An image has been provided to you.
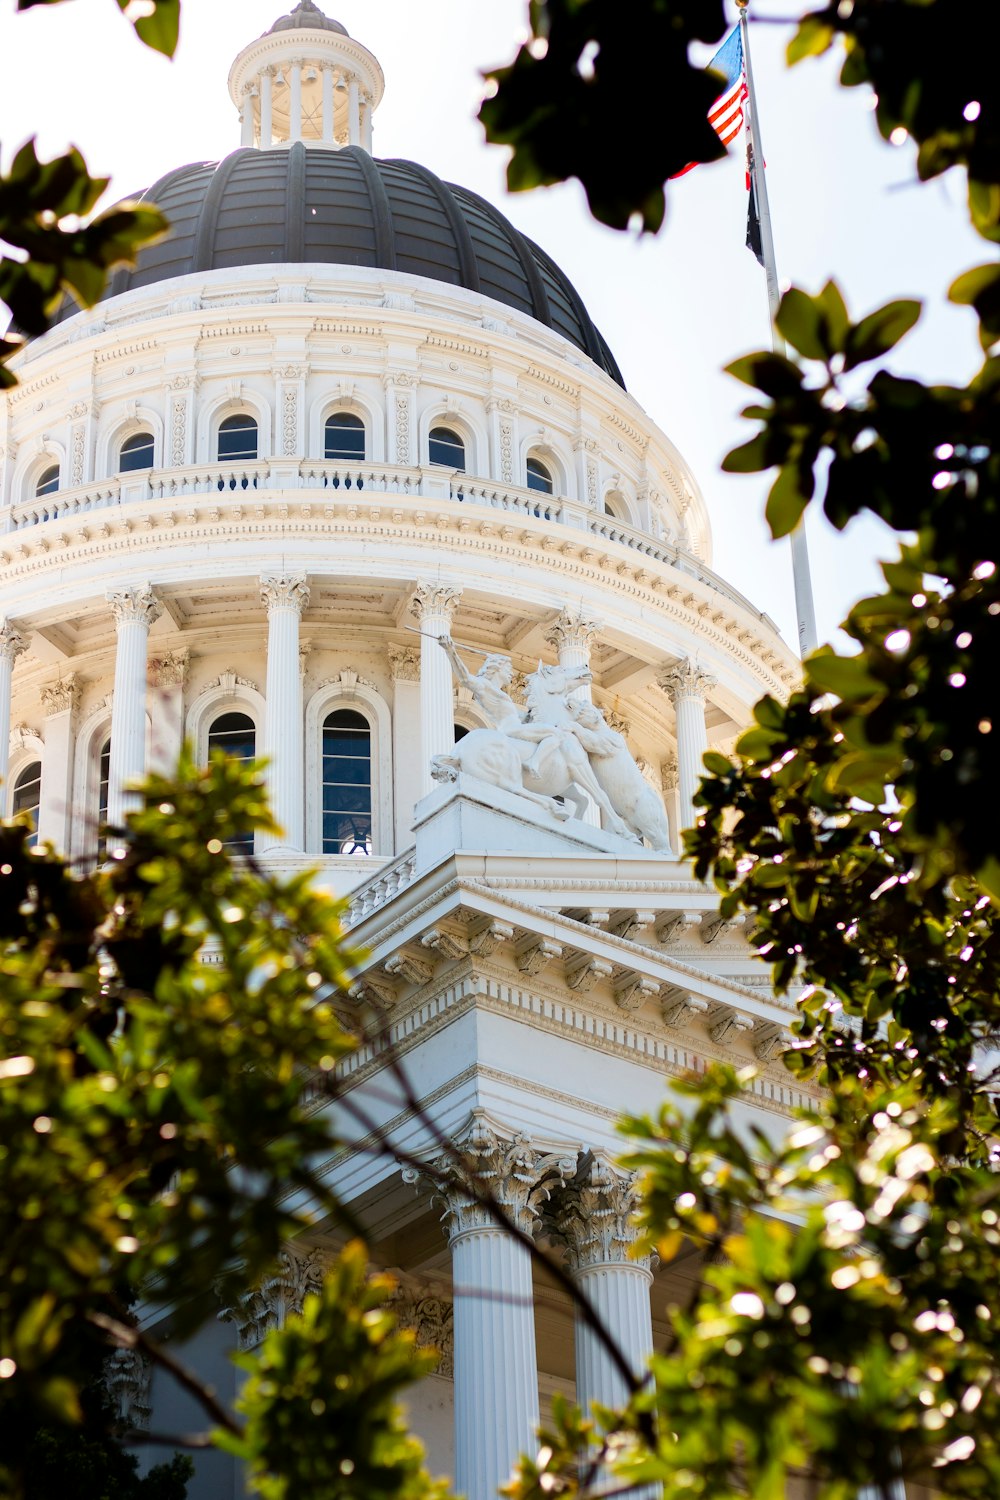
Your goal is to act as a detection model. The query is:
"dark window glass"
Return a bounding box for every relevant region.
[207,712,256,852]
[120,431,155,472]
[217,414,258,462]
[526,456,553,495]
[36,465,59,498]
[454,723,470,742]
[12,760,42,847]
[324,412,366,461]
[428,426,465,472]
[322,708,372,856]
[96,737,111,856]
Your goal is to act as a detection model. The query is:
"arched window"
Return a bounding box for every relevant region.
[322,709,372,856]
[526,456,553,495]
[98,738,111,825]
[217,414,258,462]
[325,412,366,461]
[207,711,256,852]
[35,465,59,498]
[454,723,470,743]
[12,761,42,846]
[119,431,155,473]
[429,426,466,472]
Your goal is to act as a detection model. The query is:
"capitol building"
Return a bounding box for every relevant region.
[0,6,841,1497]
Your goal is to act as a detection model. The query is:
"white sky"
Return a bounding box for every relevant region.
[0,0,986,649]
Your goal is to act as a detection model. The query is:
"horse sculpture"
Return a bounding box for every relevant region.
[430,650,638,843]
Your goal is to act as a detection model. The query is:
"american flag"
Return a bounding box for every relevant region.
[672,26,748,177]
[707,27,747,147]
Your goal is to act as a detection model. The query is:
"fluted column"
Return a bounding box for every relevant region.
[410,583,461,798]
[0,619,28,802]
[347,76,361,145]
[288,61,303,142]
[361,96,373,153]
[260,575,309,851]
[554,1158,653,1417]
[321,66,334,142]
[406,1117,573,1500]
[544,607,601,825]
[107,585,162,829]
[260,68,273,148]
[37,676,80,850]
[658,659,716,834]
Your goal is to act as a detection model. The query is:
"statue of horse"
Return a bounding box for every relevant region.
[430,659,638,842]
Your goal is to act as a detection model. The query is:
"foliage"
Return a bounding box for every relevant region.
[1,0,177,388]
[0,754,446,1499]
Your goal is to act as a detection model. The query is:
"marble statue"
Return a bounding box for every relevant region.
[564,698,673,852]
[431,640,664,847]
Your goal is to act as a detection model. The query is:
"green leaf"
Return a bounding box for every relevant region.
[722,432,771,474]
[787,16,835,64]
[843,299,921,370]
[949,262,1000,349]
[702,751,733,777]
[805,652,884,701]
[765,463,809,540]
[726,352,804,399]
[116,0,180,56]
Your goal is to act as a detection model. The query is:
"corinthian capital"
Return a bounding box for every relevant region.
[658,657,716,705]
[0,619,28,665]
[409,582,462,624]
[543,606,601,655]
[260,574,310,615]
[552,1155,649,1271]
[403,1112,575,1241]
[41,674,80,716]
[107,584,163,630]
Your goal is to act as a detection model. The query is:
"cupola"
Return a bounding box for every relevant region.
[226,0,384,152]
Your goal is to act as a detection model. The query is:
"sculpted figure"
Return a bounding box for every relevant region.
[565,698,674,853]
[430,640,637,841]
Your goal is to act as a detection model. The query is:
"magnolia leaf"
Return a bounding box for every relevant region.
[765,463,810,540]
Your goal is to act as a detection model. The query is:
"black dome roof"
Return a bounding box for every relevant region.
[97,144,625,388]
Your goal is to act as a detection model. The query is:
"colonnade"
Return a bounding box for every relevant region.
[1,591,717,855]
[239,62,373,151]
[406,1118,654,1500]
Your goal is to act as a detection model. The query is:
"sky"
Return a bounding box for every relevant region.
[0,0,987,650]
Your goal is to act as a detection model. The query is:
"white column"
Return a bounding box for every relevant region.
[260,574,309,851]
[556,1159,653,1416]
[147,651,188,776]
[410,582,461,798]
[388,645,422,850]
[544,606,601,825]
[659,659,716,835]
[106,585,162,830]
[289,61,303,142]
[347,76,361,146]
[361,96,373,153]
[260,68,273,148]
[0,619,28,803]
[37,676,80,850]
[240,91,254,147]
[407,1118,571,1500]
[321,66,334,143]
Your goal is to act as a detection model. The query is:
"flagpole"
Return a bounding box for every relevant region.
[736,0,819,657]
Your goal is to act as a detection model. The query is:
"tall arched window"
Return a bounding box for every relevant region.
[429,426,466,472]
[207,711,256,852]
[12,761,42,847]
[454,723,470,743]
[526,456,553,495]
[119,431,155,472]
[217,414,258,462]
[322,709,372,856]
[35,465,59,498]
[98,739,111,825]
[325,412,366,461]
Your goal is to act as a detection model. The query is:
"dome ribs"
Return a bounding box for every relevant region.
[346,147,396,271]
[285,141,307,263]
[450,183,551,331]
[388,159,481,294]
[192,148,258,274]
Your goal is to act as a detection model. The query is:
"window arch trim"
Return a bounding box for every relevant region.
[418,407,485,478]
[305,681,393,859]
[5,735,45,821]
[198,393,272,465]
[186,682,266,767]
